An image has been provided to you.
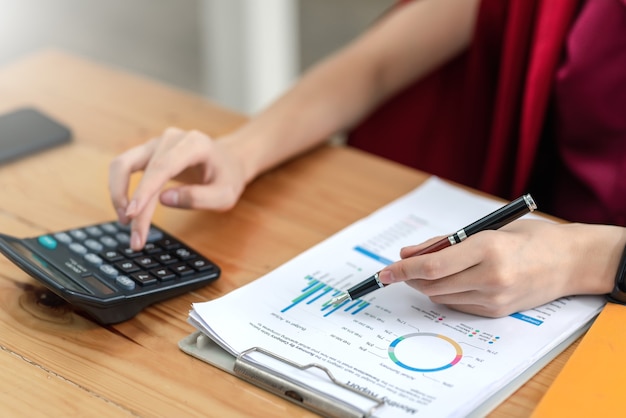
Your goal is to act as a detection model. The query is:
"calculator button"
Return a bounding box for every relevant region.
[99,264,119,278]
[115,260,141,274]
[84,253,103,266]
[150,267,176,281]
[156,238,180,250]
[142,242,161,254]
[191,259,215,272]
[146,228,164,242]
[101,250,124,262]
[174,248,196,260]
[136,256,159,269]
[116,275,136,291]
[101,223,119,234]
[69,242,88,255]
[122,247,143,258]
[37,235,58,250]
[156,253,177,265]
[131,272,157,286]
[85,226,103,237]
[171,263,194,276]
[53,232,72,244]
[84,239,104,252]
[70,229,88,240]
[115,232,130,245]
[99,236,118,248]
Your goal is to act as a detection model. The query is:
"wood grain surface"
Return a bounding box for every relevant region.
[0,50,576,417]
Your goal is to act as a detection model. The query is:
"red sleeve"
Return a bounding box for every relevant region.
[347,0,580,199]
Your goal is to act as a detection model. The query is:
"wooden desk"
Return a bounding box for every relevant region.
[0,50,576,417]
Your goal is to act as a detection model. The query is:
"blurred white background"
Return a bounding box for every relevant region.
[0,0,393,114]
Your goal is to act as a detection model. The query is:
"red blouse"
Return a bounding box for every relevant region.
[347,0,626,226]
[548,0,626,225]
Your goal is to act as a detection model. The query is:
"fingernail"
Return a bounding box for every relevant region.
[125,200,137,217]
[161,189,179,206]
[130,231,142,250]
[378,269,395,284]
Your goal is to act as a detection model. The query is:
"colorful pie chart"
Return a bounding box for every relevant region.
[388,332,463,372]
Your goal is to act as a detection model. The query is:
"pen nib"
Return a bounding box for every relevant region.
[330,293,350,305]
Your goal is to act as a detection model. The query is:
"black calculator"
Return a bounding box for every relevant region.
[0,222,220,324]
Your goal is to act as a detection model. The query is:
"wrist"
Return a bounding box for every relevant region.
[565,224,625,296]
[218,130,264,185]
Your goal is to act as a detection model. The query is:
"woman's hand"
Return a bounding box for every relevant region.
[107,0,483,254]
[377,220,624,317]
[109,127,247,250]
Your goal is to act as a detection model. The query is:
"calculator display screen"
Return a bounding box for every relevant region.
[10,241,91,294]
[83,275,115,295]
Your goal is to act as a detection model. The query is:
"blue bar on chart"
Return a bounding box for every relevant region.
[281,276,370,317]
[509,312,543,326]
[353,246,394,266]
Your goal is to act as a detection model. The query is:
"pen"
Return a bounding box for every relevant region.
[330,194,537,305]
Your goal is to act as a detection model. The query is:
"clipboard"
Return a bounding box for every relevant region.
[178,331,385,418]
[179,323,592,418]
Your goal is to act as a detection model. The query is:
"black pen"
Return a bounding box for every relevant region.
[330,194,537,305]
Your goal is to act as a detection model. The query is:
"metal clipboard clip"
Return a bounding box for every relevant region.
[235,347,385,418]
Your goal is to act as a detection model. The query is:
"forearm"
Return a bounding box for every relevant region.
[221,0,480,184]
[220,50,382,184]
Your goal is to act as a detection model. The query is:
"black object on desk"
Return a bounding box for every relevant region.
[0,107,72,164]
[0,222,220,324]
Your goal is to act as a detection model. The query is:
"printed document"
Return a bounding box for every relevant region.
[189,177,604,417]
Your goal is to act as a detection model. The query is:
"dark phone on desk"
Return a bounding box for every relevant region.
[0,107,72,164]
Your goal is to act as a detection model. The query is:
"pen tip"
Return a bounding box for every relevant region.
[331,293,350,305]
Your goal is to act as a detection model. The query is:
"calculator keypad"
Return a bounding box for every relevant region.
[34,222,218,296]
[0,221,220,324]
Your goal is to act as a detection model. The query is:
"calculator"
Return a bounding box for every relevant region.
[0,221,220,324]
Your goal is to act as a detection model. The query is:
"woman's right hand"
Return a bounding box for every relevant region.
[108,127,247,250]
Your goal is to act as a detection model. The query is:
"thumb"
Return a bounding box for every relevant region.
[160,184,240,211]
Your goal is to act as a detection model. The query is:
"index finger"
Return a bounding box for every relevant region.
[380,235,484,284]
[126,130,213,219]
[108,140,158,223]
